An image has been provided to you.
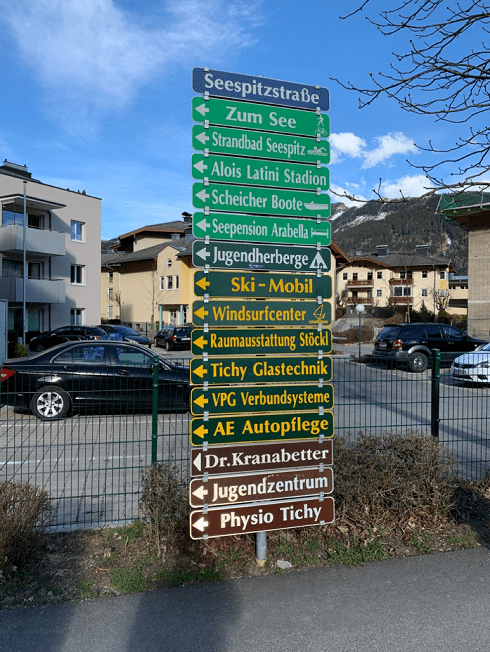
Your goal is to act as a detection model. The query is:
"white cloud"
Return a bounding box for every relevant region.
[330,132,366,164]
[3,0,263,114]
[361,133,417,169]
[379,174,433,199]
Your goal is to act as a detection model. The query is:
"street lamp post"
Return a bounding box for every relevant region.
[355,303,365,360]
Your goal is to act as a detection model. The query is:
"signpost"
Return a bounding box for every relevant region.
[192,97,330,137]
[190,355,332,386]
[191,154,329,191]
[191,327,331,356]
[192,125,330,165]
[192,68,330,111]
[193,182,331,218]
[189,467,334,508]
[190,496,335,539]
[190,439,333,477]
[191,383,333,416]
[190,67,334,548]
[192,240,331,272]
[192,212,331,246]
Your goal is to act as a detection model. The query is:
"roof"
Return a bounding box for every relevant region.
[101,239,188,267]
[438,192,490,228]
[349,252,452,270]
[117,221,187,241]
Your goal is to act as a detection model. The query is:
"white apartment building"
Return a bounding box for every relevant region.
[0,160,101,345]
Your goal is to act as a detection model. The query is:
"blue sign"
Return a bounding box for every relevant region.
[192,68,329,112]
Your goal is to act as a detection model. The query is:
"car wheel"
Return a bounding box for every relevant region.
[32,343,45,352]
[408,352,428,373]
[30,386,71,420]
[165,341,172,351]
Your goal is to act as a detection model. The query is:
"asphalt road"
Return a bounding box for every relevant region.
[2,548,490,652]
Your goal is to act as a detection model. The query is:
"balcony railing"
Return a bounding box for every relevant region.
[347,279,374,288]
[0,224,65,256]
[346,297,374,306]
[389,296,413,305]
[0,277,65,303]
[389,278,414,286]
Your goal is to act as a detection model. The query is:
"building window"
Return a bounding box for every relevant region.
[394,287,412,297]
[422,270,428,278]
[2,259,22,277]
[400,271,413,279]
[108,288,114,300]
[108,271,113,283]
[71,308,84,325]
[377,289,382,298]
[159,277,164,291]
[422,288,428,297]
[352,273,358,281]
[71,265,84,285]
[71,221,84,242]
[166,275,173,290]
[367,272,373,280]
[342,272,348,280]
[377,271,383,279]
[174,275,179,290]
[108,305,113,319]
[28,262,43,279]
[440,271,446,280]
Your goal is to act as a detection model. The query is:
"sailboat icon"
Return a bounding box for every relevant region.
[309,304,329,325]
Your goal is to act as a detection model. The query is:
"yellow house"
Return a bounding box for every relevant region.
[336,245,454,317]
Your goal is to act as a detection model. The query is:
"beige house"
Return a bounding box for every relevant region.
[336,245,454,317]
[101,217,194,335]
[0,159,101,345]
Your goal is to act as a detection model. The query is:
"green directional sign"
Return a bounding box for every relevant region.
[190,355,332,386]
[193,182,330,218]
[191,383,334,416]
[191,411,334,446]
[192,97,330,138]
[192,300,331,328]
[194,270,331,299]
[192,212,331,246]
[191,154,329,192]
[192,240,331,272]
[192,327,331,356]
[192,125,330,165]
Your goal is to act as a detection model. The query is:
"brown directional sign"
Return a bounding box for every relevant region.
[190,439,333,477]
[189,466,334,508]
[190,496,335,539]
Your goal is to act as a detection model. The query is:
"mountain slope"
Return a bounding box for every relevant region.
[330,195,468,274]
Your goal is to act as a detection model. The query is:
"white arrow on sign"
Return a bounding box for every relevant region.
[193,160,207,174]
[193,453,202,472]
[196,189,209,202]
[192,485,208,501]
[193,516,208,533]
[196,247,210,260]
[195,131,209,145]
[195,103,209,117]
[196,217,210,232]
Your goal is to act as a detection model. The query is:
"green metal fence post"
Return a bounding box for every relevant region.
[431,349,440,438]
[151,355,160,464]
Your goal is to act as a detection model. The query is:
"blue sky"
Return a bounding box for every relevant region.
[0,0,467,239]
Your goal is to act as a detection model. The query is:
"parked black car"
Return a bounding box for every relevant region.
[28,326,106,352]
[1,341,189,420]
[154,325,193,351]
[371,322,486,372]
[96,324,151,347]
